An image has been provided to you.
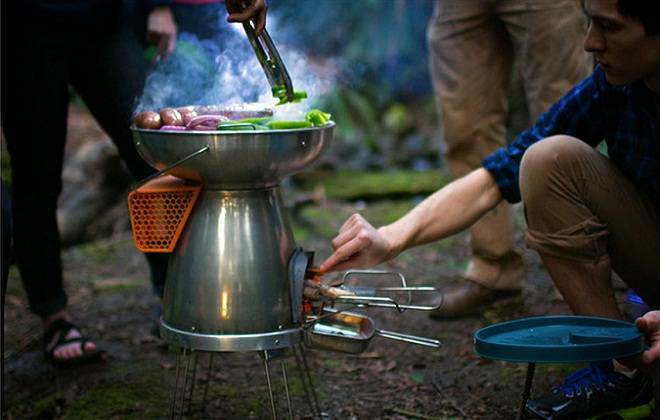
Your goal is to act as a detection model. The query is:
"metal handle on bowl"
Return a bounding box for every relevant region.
[132,146,210,190]
[374,329,441,348]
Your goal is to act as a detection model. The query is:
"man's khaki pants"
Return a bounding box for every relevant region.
[520,136,660,306]
[427,0,591,289]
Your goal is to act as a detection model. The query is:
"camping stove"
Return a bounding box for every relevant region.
[130,124,441,418]
[132,124,333,352]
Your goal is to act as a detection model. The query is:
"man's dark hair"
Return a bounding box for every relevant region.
[617,0,659,35]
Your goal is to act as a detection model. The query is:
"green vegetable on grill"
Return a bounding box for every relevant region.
[213,109,330,131]
[266,120,313,129]
[305,109,332,126]
[216,121,269,131]
[237,117,274,125]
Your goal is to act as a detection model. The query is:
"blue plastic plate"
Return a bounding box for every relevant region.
[474,316,644,363]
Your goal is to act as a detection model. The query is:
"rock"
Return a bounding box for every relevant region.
[58,107,133,247]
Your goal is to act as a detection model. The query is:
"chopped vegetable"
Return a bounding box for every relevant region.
[236,117,274,125]
[266,120,313,129]
[217,121,268,131]
[305,109,332,126]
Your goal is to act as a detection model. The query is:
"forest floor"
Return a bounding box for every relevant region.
[3,107,654,420]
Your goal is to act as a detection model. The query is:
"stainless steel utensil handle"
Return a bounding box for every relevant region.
[375,329,441,348]
[242,23,294,101]
[132,146,209,191]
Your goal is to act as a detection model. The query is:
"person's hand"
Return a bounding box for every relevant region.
[225,0,267,36]
[635,310,660,370]
[318,214,394,273]
[618,310,660,372]
[146,6,177,61]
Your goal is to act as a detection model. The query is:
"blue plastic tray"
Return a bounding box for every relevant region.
[474,316,644,363]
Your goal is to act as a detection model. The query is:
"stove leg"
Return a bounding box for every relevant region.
[170,349,183,420]
[200,352,214,416]
[263,350,278,420]
[179,348,193,418]
[281,361,293,419]
[292,344,321,419]
[184,351,199,415]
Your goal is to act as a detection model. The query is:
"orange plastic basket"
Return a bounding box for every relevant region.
[128,175,201,253]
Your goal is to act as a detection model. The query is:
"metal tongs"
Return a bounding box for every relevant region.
[307,270,443,313]
[241,20,295,102]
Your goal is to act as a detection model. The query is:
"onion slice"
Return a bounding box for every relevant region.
[186,114,230,130]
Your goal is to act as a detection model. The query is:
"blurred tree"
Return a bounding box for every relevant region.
[272,0,434,101]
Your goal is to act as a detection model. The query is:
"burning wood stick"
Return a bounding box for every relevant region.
[303,279,354,300]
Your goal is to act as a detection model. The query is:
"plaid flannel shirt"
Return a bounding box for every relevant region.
[483,65,660,216]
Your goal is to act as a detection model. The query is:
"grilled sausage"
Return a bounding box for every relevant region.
[179,110,198,126]
[159,108,184,126]
[133,111,162,129]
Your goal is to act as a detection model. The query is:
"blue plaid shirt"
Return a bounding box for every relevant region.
[483,66,660,216]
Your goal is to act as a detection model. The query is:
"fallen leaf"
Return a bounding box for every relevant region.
[93,278,138,291]
[159,361,175,370]
[355,351,381,359]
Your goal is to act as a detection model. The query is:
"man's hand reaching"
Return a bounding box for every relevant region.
[318,214,394,273]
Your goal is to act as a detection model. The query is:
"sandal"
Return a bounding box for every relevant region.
[43,318,105,368]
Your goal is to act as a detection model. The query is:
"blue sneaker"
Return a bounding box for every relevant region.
[526,361,654,419]
[625,289,651,322]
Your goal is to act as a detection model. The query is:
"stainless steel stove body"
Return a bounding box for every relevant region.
[132,124,334,353]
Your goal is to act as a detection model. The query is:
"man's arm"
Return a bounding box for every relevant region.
[319,168,503,272]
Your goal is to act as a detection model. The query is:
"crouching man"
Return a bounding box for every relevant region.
[318,0,659,418]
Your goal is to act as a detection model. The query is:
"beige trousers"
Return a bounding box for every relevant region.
[427,0,591,289]
[520,136,660,307]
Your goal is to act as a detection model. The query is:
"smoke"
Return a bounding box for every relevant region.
[136,11,338,120]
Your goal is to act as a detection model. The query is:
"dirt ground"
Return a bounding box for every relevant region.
[2,110,656,420]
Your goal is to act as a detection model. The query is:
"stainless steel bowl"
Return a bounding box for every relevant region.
[131,124,334,189]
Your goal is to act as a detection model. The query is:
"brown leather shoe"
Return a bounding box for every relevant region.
[429,280,521,319]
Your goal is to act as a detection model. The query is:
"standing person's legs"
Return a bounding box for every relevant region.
[2,19,70,319]
[1,13,97,363]
[497,0,591,119]
[70,12,169,297]
[427,0,522,317]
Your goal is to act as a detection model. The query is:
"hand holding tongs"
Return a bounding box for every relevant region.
[235,4,295,103]
[306,269,443,312]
